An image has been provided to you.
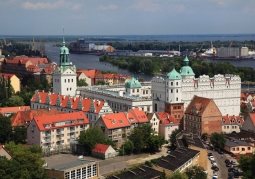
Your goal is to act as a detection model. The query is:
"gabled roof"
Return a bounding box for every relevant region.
[26,65,41,73]
[12,56,48,65]
[222,115,244,125]
[10,108,62,127]
[4,58,29,64]
[131,108,149,123]
[77,69,97,78]
[0,145,12,159]
[157,112,179,125]
[0,73,15,80]
[185,95,212,116]
[92,143,109,154]
[101,112,130,129]
[248,113,255,127]
[0,106,30,116]
[32,111,89,131]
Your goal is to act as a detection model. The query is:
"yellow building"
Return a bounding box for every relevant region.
[0,73,20,93]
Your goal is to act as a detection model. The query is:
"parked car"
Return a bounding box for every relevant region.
[209,156,215,160]
[212,162,217,167]
[211,166,219,171]
[218,150,224,154]
[205,141,210,145]
[212,175,218,179]
[231,160,236,165]
[213,171,218,176]
[208,152,213,156]
[167,150,171,154]
[234,171,239,178]
[225,159,230,164]
[226,162,232,167]
[228,172,234,177]
[228,168,234,172]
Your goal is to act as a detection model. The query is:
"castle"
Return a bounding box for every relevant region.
[151,56,241,125]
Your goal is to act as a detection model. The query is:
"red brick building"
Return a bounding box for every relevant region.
[184,95,222,136]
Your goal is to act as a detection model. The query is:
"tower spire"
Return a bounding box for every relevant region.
[62,26,65,46]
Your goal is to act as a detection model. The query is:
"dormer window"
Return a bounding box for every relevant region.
[119,120,123,123]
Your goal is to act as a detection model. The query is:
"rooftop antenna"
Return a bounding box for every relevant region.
[62,26,65,46]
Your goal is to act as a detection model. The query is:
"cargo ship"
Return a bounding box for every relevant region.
[69,38,95,54]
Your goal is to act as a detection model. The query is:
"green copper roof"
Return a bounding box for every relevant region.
[166,68,181,80]
[124,77,142,88]
[180,56,195,76]
[60,45,69,54]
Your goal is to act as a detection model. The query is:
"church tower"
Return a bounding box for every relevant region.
[52,29,77,96]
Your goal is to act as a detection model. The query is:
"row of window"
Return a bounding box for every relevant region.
[223,125,238,129]
[231,147,251,151]
[64,164,97,179]
[167,82,179,86]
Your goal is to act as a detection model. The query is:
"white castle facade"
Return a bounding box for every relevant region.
[151,56,241,116]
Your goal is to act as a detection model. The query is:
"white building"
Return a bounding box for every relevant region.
[52,34,77,96]
[77,78,153,113]
[151,56,241,117]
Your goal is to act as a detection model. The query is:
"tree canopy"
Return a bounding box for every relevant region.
[238,154,255,179]
[0,142,48,179]
[169,129,181,150]
[0,114,12,144]
[129,124,165,153]
[210,132,226,148]
[78,126,114,154]
[77,79,88,87]
[185,165,207,179]
[168,171,188,179]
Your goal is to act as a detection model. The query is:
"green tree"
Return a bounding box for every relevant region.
[119,140,134,156]
[78,126,106,154]
[147,135,165,153]
[185,165,207,179]
[2,142,48,179]
[12,126,27,144]
[168,171,188,179]
[104,138,115,147]
[0,114,12,144]
[2,95,25,107]
[210,132,226,148]
[77,79,88,87]
[201,132,208,140]
[169,129,181,149]
[238,154,255,179]
[95,80,105,85]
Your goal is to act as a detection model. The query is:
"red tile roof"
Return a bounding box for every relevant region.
[222,115,244,125]
[130,108,149,123]
[33,111,89,131]
[157,112,179,125]
[0,106,30,116]
[26,65,41,72]
[0,73,15,80]
[4,58,29,65]
[31,91,106,113]
[10,108,62,127]
[92,143,109,154]
[77,70,97,78]
[12,56,48,65]
[185,95,212,116]
[249,113,255,126]
[101,112,131,129]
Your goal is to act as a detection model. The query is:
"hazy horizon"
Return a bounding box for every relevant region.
[1,0,255,36]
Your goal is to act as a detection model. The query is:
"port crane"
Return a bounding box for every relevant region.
[229,41,233,47]
[197,42,205,52]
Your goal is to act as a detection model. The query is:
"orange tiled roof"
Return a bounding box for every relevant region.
[130,108,149,123]
[157,112,179,125]
[77,70,97,78]
[31,91,105,112]
[241,92,247,99]
[0,106,30,116]
[12,56,48,65]
[92,143,109,154]
[0,73,15,80]
[33,111,89,131]
[222,115,244,125]
[185,95,212,116]
[26,65,41,72]
[101,112,131,129]
[10,108,62,127]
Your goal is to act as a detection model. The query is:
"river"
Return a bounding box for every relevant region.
[45,43,155,81]
[45,42,255,82]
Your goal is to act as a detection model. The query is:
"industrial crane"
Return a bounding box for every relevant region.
[197,42,205,52]
[229,41,233,47]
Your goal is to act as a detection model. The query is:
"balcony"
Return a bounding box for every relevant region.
[80,128,85,131]
[70,127,75,132]
[70,135,76,139]
[56,137,62,141]
[45,133,51,137]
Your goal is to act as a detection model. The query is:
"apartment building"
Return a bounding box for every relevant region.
[95,109,149,148]
[27,111,89,149]
[0,106,30,117]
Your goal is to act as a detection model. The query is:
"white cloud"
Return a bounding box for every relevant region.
[72,3,82,10]
[21,0,80,10]
[129,0,160,12]
[97,4,118,10]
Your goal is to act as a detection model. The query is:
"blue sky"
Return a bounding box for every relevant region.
[0,0,255,35]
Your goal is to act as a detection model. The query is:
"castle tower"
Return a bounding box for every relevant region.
[164,67,184,128]
[52,29,77,96]
[180,56,195,79]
